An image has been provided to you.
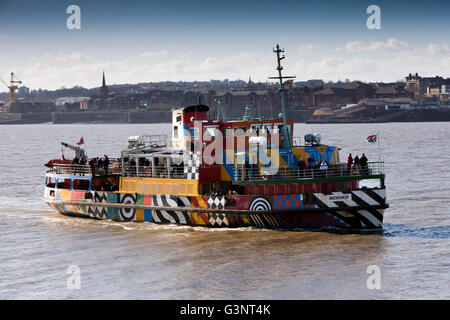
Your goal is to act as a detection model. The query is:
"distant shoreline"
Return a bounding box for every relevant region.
[0,108,449,125]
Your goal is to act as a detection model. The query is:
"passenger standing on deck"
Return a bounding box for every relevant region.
[130,158,136,176]
[353,155,360,175]
[90,158,95,176]
[360,153,368,175]
[103,154,109,176]
[346,153,353,174]
[97,157,103,176]
[297,156,306,177]
[72,156,79,175]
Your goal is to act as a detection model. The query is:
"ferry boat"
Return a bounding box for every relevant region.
[43,45,388,231]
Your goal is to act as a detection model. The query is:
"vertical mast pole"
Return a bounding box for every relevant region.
[272,44,292,149]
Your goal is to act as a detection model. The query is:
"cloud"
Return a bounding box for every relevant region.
[426,43,450,54]
[138,50,169,59]
[342,38,410,53]
[55,52,90,62]
[291,51,450,83]
[297,44,322,55]
[7,44,450,90]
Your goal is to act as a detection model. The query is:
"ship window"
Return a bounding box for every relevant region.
[250,125,261,136]
[234,126,247,137]
[262,124,273,135]
[57,178,71,189]
[203,127,219,140]
[46,177,55,188]
[174,126,179,138]
[176,115,182,122]
[73,179,90,190]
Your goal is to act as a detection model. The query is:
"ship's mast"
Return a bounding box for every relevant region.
[269,45,295,149]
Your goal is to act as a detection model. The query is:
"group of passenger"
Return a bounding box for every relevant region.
[71,156,87,165]
[296,157,329,177]
[347,153,369,175]
[88,155,110,176]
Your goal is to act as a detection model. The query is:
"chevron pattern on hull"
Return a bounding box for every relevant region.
[151,195,191,225]
[312,189,386,229]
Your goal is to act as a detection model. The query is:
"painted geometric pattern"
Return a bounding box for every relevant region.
[272,194,315,210]
[49,190,384,229]
[152,195,191,225]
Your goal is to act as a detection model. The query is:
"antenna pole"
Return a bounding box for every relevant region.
[274,45,287,127]
[378,130,381,162]
[270,44,295,149]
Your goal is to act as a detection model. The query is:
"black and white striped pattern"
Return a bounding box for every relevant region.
[184,152,200,180]
[248,197,277,228]
[119,193,136,221]
[249,213,279,228]
[249,197,272,211]
[312,189,386,229]
[152,195,191,225]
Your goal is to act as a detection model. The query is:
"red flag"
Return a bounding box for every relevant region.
[76,137,84,145]
[366,134,377,143]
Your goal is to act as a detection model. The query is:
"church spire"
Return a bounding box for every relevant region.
[100,71,108,98]
[102,71,106,87]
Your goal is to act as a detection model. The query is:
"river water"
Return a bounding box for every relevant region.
[0,122,448,299]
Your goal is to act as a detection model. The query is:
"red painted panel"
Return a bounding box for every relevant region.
[182,111,208,123]
[278,184,286,194]
[265,184,274,195]
[288,184,297,194]
[198,166,221,182]
[303,183,312,193]
[257,185,265,195]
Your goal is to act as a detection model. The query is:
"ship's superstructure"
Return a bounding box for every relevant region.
[43,45,388,231]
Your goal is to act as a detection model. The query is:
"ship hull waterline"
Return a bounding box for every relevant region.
[43,188,388,232]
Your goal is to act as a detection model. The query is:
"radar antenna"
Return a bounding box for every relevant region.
[269,45,295,149]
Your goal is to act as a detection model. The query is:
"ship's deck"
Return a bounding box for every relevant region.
[48,161,384,184]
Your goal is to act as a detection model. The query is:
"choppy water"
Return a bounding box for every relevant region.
[0,122,449,299]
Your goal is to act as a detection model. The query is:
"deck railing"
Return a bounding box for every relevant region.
[50,160,384,182]
[122,165,186,179]
[50,162,121,176]
[233,161,384,181]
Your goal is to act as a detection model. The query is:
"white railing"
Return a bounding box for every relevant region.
[50,162,121,176]
[122,165,186,179]
[233,162,384,181]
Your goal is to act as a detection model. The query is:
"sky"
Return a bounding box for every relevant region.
[0,0,449,90]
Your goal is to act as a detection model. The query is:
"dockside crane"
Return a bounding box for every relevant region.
[1,72,22,105]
